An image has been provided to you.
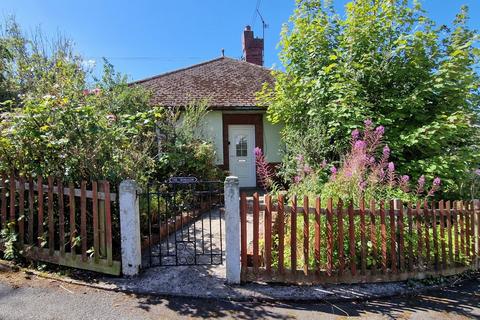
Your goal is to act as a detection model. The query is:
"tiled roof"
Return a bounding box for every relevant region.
[131,57,274,109]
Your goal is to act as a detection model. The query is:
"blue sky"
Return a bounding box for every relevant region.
[2,1,479,81]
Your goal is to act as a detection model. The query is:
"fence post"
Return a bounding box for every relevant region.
[474,199,480,267]
[224,176,241,284]
[119,180,142,276]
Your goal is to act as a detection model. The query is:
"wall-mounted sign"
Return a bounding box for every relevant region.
[168,176,198,184]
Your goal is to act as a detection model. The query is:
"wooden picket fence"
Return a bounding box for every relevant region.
[0,173,121,275]
[240,193,480,284]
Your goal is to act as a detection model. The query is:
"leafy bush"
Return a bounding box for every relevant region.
[153,102,225,181]
[0,18,223,186]
[258,0,480,197]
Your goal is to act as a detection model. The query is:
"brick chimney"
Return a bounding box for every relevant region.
[242,25,264,66]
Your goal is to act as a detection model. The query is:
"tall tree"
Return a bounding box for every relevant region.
[259,0,480,196]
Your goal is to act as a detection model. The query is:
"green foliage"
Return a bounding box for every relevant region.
[258,0,480,197]
[1,223,19,260]
[0,18,222,187]
[154,102,225,181]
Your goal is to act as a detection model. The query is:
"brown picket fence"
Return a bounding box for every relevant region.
[0,173,121,275]
[240,193,480,284]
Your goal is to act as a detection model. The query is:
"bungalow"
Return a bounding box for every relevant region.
[133,26,283,187]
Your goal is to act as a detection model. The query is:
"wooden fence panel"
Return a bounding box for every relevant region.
[326,198,334,276]
[370,200,378,274]
[253,192,260,272]
[28,177,34,245]
[48,176,54,256]
[424,200,430,266]
[459,201,465,258]
[470,202,475,261]
[18,176,25,245]
[240,193,477,285]
[416,202,423,266]
[380,201,387,274]
[104,181,113,266]
[264,194,272,273]
[348,202,356,276]
[337,200,345,276]
[360,198,367,275]
[398,202,405,272]
[80,181,87,262]
[407,204,414,272]
[58,178,65,257]
[1,174,6,228]
[290,195,297,273]
[432,201,439,270]
[454,201,460,262]
[37,176,44,248]
[92,181,99,262]
[389,200,397,273]
[278,194,285,274]
[446,201,453,265]
[0,174,119,275]
[314,197,321,272]
[303,196,309,276]
[9,173,15,223]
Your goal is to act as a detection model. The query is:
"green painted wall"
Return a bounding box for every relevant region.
[263,117,284,163]
[197,111,224,165]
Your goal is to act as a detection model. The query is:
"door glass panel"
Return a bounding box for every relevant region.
[236,135,248,157]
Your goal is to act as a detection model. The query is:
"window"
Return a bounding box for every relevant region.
[236,135,248,157]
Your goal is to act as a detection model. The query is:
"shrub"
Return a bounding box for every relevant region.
[290,120,441,204]
[258,0,480,197]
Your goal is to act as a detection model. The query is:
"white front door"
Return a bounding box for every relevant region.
[228,125,256,187]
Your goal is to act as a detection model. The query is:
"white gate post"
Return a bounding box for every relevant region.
[119,180,142,276]
[224,176,241,284]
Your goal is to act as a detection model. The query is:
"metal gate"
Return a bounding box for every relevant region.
[140,178,224,267]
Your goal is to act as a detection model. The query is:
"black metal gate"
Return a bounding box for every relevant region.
[140,178,224,267]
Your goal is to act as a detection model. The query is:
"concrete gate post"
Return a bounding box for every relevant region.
[119,180,142,276]
[224,176,241,284]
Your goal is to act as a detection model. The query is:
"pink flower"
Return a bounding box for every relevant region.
[475,169,480,176]
[330,166,337,180]
[254,147,262,157]
[383,145,390,158]
[82,89,90,95]
[354,140,366,150]
[428,177,441,197]
[303,164,312,175]
[255,147,274,190]
[399,175,410,192]
[359,180,367,191]
[294,175,302,184]
[388,162,395,172]
[416,175,426,195]
[351,129,360,141]
[92,88,101,95]
[375,126,385,136]
[364,119,373,127]
[418,175,425,186]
